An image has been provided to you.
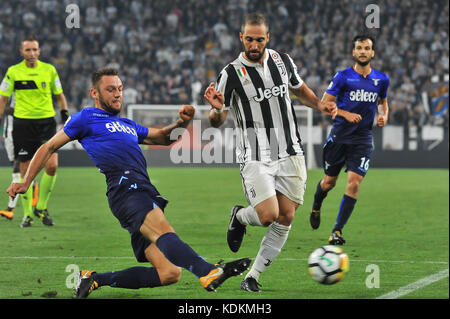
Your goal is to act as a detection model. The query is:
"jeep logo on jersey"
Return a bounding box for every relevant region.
[349,89,378,102]
[254,84,288,102]
[105,121,137,136]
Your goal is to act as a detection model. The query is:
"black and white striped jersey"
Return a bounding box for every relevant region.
[216,48,305,163]
[2,93,15,139]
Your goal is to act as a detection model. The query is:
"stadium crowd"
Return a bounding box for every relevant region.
[0,0,448,127]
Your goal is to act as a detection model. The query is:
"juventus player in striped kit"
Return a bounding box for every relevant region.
[204,13,337,292]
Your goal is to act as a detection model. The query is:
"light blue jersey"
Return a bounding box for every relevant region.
[63,107,149,177]
[326,67,389,145]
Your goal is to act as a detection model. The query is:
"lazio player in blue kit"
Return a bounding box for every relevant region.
[310,35,389,245]
[7,68,250,298]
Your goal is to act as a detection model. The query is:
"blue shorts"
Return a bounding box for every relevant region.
[322,140,373,177]
[106,171,168,262]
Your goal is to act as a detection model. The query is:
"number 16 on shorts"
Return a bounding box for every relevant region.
[359,157,370,173]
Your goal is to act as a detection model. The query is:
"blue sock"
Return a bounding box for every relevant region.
[333,194,357,232]
[92,267,161,289]
[312,180,328,211]
[156,232,215,278]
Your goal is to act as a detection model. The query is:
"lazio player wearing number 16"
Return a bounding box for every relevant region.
[309,35,389,245]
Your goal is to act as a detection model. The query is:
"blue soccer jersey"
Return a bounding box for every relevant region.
[326,67,389,145]
[63,107,149,177]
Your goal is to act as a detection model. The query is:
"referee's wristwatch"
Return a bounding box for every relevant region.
[60,109,69,124]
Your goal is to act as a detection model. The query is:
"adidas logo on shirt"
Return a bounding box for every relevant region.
[105,121,137,136]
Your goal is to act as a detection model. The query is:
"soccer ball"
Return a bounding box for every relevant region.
[308,245,349,285]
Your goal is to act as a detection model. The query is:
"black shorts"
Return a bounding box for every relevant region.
[322,140,373,177]
[106,170,168,262]
[13,117,57,162]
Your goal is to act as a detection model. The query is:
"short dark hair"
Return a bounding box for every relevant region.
[352,35,376,50]
[241,13,269,33]
[91,68,119,89]
[22,35,39,46]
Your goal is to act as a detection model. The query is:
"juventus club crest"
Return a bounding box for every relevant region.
[271,52,286,76]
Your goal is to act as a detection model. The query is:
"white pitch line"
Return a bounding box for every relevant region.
[0,256,448,265]
[376,268,449,299]
[0,256,134,259]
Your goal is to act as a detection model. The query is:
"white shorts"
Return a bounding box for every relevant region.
[239,155,307,207]
[2,115,15,162]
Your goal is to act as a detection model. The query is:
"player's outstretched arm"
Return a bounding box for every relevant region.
[322,93,362,123]
[7,130,72,199]
[204,82,228,128]
[292,83,337,118]
[143,105,195,146]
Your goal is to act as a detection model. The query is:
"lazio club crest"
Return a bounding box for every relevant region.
[372,78,380,86]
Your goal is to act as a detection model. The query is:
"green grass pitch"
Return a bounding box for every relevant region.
[0,167,448,299]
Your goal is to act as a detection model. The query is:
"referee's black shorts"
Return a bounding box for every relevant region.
[12,117,57,162]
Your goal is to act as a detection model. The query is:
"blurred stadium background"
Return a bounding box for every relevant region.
[0,0,448,168]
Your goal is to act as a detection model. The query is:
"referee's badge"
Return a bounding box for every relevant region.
[41,81,46,89]
[0,80,9,92]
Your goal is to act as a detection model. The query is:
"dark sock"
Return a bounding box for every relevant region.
[92,267,161,289]
[156,232,215,278]
[312,180,328,211]
[333,194,357,232]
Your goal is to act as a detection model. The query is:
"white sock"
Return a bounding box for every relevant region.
[245,222,291,281]
[236,206,263,226]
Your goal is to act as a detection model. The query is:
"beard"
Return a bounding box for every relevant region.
[244,45,266,62]
[99,93,121,115]
[354,55,372,66]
